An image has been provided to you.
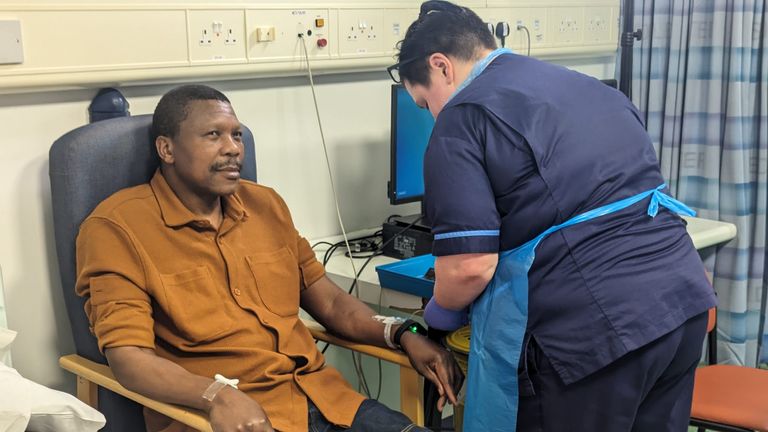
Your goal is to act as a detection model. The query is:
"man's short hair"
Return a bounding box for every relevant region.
[151,84,231,142]
[396,1,497,87]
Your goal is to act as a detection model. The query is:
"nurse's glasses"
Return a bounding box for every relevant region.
[386,56,421,84]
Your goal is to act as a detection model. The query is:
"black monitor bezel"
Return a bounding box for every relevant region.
[388,84,427,205]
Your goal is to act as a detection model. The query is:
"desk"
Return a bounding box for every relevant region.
[682,216,738,249]
[313,216,737,309]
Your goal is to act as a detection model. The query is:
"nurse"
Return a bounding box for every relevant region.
[389,1,716,431]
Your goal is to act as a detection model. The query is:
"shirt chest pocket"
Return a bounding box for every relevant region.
[160,266,235,342]
[246,247,301,317]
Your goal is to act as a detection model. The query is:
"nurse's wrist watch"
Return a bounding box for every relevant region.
[393,319,428,350]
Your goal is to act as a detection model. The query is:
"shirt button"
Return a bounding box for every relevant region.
[233,288,242,296]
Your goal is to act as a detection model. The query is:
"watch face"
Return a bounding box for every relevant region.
[409,323,427,336]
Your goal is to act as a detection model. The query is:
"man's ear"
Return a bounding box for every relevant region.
[156,136,174,164]
[427,53,454,84]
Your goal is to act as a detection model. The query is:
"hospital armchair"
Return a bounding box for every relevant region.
[689,308,768,432]
[49,114,423,431]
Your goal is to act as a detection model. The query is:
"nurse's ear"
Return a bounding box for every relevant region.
[427,53,454,85]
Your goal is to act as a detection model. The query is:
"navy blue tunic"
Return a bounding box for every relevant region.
[424,53,716,385]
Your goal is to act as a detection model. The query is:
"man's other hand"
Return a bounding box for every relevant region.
[207,386,275,432]
[399,331,463,412]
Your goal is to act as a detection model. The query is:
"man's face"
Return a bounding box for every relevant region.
[163,99,244,199]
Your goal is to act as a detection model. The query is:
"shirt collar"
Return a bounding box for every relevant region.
[150,169,248,228]
[446,47,514,105]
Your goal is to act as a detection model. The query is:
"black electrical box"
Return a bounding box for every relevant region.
[382,215,433,259]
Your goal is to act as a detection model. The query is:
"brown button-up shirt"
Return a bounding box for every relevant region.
[75,170,365,432]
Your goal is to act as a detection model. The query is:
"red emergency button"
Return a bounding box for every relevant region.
[317,38,328,48]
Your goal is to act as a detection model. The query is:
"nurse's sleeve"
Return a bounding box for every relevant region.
[424,133,500,256]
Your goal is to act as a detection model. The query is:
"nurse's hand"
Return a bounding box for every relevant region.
[424,297,469,331]
[400,332,463,412]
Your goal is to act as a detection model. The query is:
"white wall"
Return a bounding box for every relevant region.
[0,55,616,394]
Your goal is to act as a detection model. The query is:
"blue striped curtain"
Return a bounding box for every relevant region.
[630,0,768,367]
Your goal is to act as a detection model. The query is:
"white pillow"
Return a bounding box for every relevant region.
[0,363,106,432]
[0,410,27,432]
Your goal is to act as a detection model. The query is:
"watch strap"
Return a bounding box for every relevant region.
[393,319,426,348]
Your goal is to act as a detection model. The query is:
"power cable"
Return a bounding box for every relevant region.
[299,33,371,398]
[517,24,531,56]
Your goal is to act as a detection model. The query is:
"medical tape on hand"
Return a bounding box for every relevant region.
[374,315,404,349]
[384,321,398,349]
[202,374,239,402]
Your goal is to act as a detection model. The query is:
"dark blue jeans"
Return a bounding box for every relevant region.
[307,399,430,432]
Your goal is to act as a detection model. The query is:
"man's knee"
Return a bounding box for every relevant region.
[350,399,429,432]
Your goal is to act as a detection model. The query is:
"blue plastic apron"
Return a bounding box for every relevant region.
[462,184,696,431]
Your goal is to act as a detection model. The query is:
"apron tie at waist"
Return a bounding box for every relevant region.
[648,186,696,217]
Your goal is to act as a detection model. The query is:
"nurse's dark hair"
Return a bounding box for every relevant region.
[151,84,231,142]
[396,1,497,86]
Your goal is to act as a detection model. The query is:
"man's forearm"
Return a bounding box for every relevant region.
[323,289,396,348]
[106,346,275,431]
[105,346,218,412]
[303,276,398,348]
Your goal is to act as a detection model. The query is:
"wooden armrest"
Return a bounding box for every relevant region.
[60,320,422,428]
[301,319,424,425]
[59,354,212,432]
[301,318,412,368]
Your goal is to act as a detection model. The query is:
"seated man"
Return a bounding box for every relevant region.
[75,84,460,432]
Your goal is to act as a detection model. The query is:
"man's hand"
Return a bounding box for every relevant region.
[207,386,275,432]
[300,275,462,412]
[399,331,463,412]
[104,347,274,432]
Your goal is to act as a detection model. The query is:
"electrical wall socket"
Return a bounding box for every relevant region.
[549,7,584,45]
[584,7,614,44]
[477,8,547,53]
[187,10,246,64]
[337,9,385,56]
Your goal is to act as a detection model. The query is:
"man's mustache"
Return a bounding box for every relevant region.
[211,159,242,171]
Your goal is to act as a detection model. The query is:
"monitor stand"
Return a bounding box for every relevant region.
[381,212,433,259]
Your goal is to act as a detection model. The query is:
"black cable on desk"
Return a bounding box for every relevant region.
[345,216,423,296]
[311,241,335,250]
[321,232,383,266]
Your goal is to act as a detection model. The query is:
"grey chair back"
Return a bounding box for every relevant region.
[49,114,257,431]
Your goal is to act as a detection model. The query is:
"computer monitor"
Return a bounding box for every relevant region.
[388,84,435,205]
